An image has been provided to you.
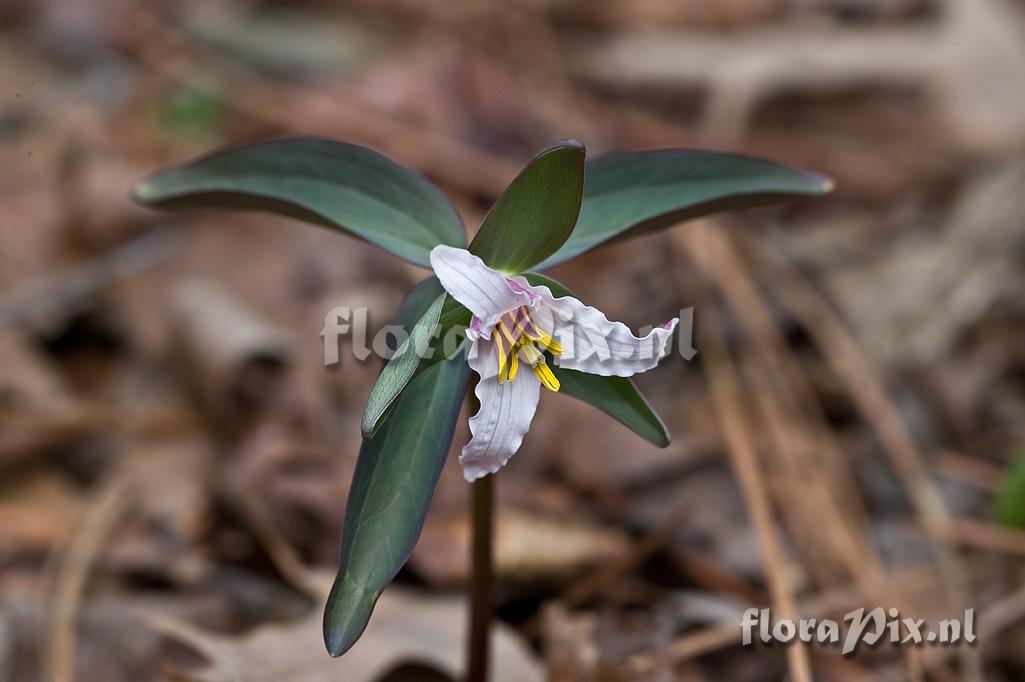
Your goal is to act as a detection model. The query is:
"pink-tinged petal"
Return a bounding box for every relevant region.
[505,278,540,306]
[466,315,485,341]
[462,339,541,481]
[430,246,531,332]
[527,284,679,377]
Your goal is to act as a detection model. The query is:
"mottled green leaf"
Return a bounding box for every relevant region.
[361,290,445,438]
[522,273,670,447]
[470,140,585,273]
[132,137,465,267]
[361,276,474,437]
[539,149,833,268]
[324,354,471,657]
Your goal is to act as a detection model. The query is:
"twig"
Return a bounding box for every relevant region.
[935,450,1003,493]
[674,232,814,682]
[681,223,921,679]
[939,518,1025,557]
[221,433,323,597]
[630,623,738,674]
[42,472,133,682]
[756,234,985,682]
[669,547,766,606]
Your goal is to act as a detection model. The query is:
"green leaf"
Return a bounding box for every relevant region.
[522,272,670,447]
[361,276,474,438]
[361,290,445,438]
[539,149,834,268]
[996,455,1025,529]
[469,139,585,274]
[132,137,465,267]
[324,353,471,657]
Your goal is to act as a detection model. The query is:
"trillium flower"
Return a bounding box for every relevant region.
[134,135,832,659]
[430,245,679,481]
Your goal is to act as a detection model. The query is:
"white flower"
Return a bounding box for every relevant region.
[430,245,679,481]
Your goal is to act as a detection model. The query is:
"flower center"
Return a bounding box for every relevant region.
[492,306,562,392]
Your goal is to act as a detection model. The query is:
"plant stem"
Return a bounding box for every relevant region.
[467,473,493,682]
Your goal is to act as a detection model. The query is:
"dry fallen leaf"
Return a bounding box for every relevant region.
[0,332,102,468]
[146,576,542,682]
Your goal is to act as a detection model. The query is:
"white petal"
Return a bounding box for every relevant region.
[528,284,679,377]
[461,338,541,481]
[429,246,529,330]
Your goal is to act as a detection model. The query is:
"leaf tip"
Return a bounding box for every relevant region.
[323,579,380,657]
[545,138,586,156]
[131,179,157,203]
[359,415,378,439]
[359,401,376,438]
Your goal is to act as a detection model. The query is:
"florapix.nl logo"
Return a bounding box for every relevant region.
[741,607,977,656]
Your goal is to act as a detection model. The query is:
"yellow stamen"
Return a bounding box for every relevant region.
[497,318,519,348]
[509,310,542,342]
[507,348,519,382]
[532,361,560,392]
[536,329,563,356]
[494,331,509,383]
[491,306,560,390]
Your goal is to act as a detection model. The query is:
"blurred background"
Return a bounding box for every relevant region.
[2,0,1025,680]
